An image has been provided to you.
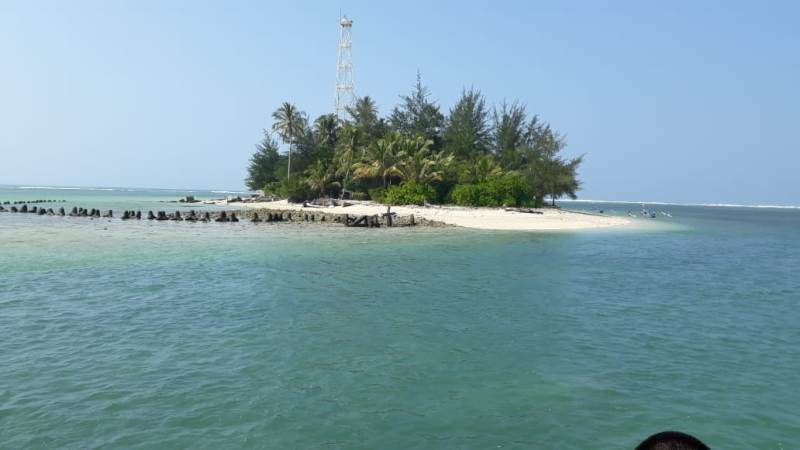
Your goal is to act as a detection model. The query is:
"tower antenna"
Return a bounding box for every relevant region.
[334,15,355,118]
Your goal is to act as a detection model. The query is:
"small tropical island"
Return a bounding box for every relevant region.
[240,75,629,230]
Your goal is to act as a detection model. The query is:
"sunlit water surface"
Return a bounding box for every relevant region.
[1,187,799,449]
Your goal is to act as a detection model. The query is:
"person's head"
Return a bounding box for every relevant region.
[635,431,710,450]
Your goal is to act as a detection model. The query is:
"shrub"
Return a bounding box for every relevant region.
[449,173,532,207]
[367,187,387,203]
[449,183,485,206]
[384,182,436,206]
[273,178,312,203]
[352,192,369,201]
[263,181,282,197]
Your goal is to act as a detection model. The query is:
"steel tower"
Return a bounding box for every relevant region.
[334,15,355,118]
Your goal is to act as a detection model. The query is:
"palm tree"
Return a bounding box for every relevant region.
[395,135,452,184]
[461,155,503,184]
[313,114,340,148]
[345,96,379,132]
[304,160,338,197]
[335,125,362,197]
[271,102,307,180]
[353,133,402,188]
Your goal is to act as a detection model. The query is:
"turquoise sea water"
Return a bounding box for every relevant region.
[1,186,799,449]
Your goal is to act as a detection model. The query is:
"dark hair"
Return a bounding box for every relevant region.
[635,431,710,450]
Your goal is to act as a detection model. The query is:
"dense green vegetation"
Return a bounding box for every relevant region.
[246,74,582,207]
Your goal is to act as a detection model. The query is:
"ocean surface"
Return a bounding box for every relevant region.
[1,186,798,449]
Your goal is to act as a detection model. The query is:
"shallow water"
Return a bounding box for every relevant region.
[1,187,799,449]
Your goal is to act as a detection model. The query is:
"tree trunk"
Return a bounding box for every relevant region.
[342,168,350,200]
[287,138,292,180]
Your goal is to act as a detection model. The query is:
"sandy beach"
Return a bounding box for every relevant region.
[221,199,631,231]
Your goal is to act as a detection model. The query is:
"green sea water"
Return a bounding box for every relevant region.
[1,186,799,449]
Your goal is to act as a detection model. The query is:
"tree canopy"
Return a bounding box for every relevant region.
[247,75,583,207]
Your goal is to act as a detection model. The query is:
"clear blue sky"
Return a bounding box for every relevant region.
[1,0,798,204]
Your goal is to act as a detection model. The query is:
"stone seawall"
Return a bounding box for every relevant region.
[0,202,449,228]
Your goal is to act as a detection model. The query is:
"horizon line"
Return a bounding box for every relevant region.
[1,184,797,210]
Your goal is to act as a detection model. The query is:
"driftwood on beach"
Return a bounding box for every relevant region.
[504,207,544,215]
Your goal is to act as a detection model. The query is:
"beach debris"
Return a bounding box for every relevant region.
[504,207,544,214]
[178,195,198,203]
[345,214,372,227]
[383,206,394,227]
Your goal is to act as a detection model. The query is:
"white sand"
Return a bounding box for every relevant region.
[221,199,631,231]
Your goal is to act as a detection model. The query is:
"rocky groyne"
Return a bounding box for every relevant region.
[0,202,446,228]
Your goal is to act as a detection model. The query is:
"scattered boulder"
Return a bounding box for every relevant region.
[251,213,262,223]
[215,211,229,222]
[20,204,28,213]
[230,212,239,222]
[147,211,156,220]
[58,207,65,216]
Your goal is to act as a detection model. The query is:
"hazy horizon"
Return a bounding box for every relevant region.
[2,1,798,205]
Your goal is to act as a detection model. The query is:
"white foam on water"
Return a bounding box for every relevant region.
[563,199,800,210]
[17,186,115,191]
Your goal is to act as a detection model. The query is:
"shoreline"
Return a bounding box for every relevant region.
[221,199,632,231]
[1,198,633,231]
